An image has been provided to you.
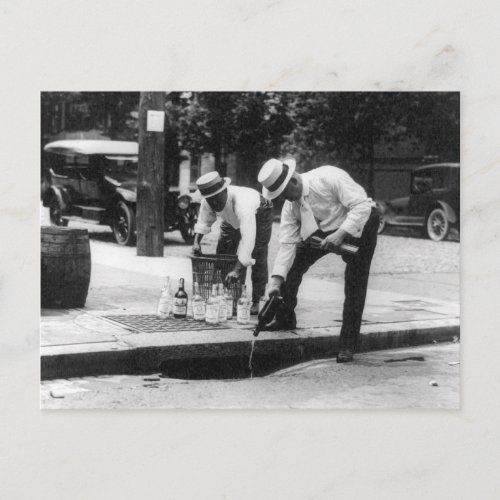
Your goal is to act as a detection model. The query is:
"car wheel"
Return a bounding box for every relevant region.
[179,204,199,244]
[41,174,50,201]
[112,201,136,246]
[49,197,68,227]
[426,208,450,241]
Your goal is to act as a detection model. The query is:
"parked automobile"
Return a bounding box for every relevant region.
[376,163,460,241]
[42,140,200,246]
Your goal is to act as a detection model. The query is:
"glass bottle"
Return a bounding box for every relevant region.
[173,278,188,319]
[205,284,220,324]
[192,282,206,321]
[224,287,233,320]
[237,284,250,324]
[259,295,267,314]
[157,276,172,318]
[218,283,227,323]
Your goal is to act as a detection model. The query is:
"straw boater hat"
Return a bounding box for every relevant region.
[196,171,231,198]
[258,158,296,200]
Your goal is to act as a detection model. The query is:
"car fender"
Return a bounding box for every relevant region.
[42,185,69,210]
[435,201,457,224]
[375,200,389,215]
[116,187,137,203]
[375,200,396,222]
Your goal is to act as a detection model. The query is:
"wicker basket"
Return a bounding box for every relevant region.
[191,254,247,316]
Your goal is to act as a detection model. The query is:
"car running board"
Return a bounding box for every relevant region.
[73,205,105,220]
[61,215,103,225]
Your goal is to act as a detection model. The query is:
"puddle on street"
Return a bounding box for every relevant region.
[384,356,425,363]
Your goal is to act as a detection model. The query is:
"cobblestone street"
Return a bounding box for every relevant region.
[41,207,459,274]
[41,206,460,302]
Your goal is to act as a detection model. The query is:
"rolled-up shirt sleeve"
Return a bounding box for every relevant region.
[271,202,301,280]
[236,212,257,267]
[332,171,373,237]
[194,200,217,235]
[234,196,260,267]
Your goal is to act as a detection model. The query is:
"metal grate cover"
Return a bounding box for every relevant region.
[102,314,231,333]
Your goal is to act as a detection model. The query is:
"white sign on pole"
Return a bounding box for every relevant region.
[146,110,165,132]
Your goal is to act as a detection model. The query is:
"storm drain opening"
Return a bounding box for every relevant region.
[159,352,305,380]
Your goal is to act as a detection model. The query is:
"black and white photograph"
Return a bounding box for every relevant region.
[4,0,500,498]
[40,91,460,409]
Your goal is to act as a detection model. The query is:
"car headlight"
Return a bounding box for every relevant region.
[177,196,190,210]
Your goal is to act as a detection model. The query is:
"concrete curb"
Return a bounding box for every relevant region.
[41,318,459,380]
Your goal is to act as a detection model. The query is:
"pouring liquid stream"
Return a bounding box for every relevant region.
[249,338,256,379]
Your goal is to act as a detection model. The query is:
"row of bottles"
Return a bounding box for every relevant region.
[157,277,251,325]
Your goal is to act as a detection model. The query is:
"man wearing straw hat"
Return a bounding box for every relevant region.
[192,171,274,315]
[258,158,379,363]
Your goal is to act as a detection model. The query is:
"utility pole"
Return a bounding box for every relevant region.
[137,92,166,256]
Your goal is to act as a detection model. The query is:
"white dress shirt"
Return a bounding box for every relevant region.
[194,185,262,267]
[272,166,374,279]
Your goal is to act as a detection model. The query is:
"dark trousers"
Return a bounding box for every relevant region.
[279,208,379,350]
[216,198,274,303]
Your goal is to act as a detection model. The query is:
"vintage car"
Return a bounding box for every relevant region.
[42,140,200,245]
[376,163,460,241]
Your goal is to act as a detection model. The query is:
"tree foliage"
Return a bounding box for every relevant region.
[281,92,459,162]
[41,91,459,195]
[167,91,459,194]
[175,92,294,168]
[41,92,139,141]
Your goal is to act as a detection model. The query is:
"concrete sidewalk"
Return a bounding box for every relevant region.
[41,241,460,380]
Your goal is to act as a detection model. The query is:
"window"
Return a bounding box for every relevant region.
[412,168,448,193]
[429,168,447,189]
[449,168,460,189]
[411,170,432,193]
[102,156,138,175]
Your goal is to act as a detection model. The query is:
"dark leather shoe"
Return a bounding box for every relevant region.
[337,348,354,363]
[250,302,259,315]
[261,317,297,331]
[261,318,285,331]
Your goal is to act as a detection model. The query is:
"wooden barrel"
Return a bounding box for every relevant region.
[41,226,91,308]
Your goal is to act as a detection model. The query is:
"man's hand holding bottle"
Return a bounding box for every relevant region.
[267,275,284,298]
[225,261,244,287]
[192,234,203,256]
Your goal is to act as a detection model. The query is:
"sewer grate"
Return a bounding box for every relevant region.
[102,314,231,333]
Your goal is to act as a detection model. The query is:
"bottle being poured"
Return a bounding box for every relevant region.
[252,295,284,337]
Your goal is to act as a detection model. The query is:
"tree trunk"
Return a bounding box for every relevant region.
[137,92,166,257]
[164,128,179,188]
